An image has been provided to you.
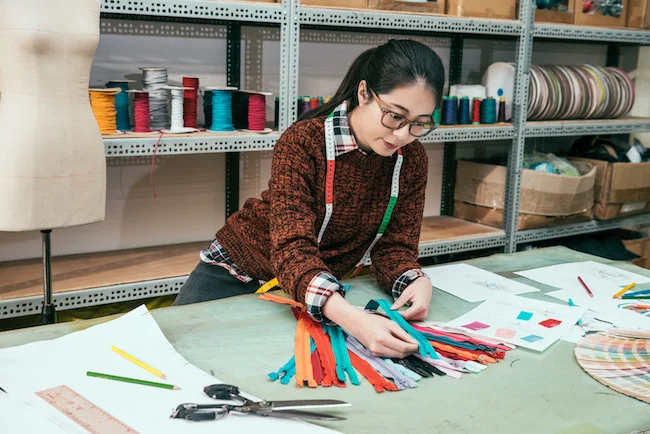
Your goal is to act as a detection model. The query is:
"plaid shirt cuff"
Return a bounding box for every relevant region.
[391,269,426,300]
[305,271,346,324]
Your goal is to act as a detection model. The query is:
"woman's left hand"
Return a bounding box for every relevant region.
[390,276,432,321]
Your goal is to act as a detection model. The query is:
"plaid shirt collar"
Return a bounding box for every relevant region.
[330,101,368,157]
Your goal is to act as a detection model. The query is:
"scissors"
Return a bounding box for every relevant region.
[170,383,350,422]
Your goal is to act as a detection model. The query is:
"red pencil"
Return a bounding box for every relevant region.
[577,276,594,297]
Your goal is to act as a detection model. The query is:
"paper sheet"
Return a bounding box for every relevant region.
[0,305,339,434]
[446,295,586,351]
[514,261,650,298]
[560,303,650,344]
[423,263,539,302]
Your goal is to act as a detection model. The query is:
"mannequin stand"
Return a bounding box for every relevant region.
[41,229,56,324]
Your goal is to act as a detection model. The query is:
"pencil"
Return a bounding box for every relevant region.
[612,282,636,299]
[256,277,279,294]
[621,294,650,300]
[577,276,593,297]
[87,371,179,390]
[112,346,166,379]
[626,288,650,297]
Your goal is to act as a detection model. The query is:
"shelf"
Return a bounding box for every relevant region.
[104,131,280,157]
[418,216,505,257]
[300,6,521,36]
[524,117,650,138]
[0,242,204,319]
[100,0,284,24]
[422,124,514,143]
[534,23,650,44]
[516,212,650,244]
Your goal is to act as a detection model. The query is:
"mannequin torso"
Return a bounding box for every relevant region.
[0,0,106,231]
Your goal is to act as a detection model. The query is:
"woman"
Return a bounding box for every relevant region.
[174,39,445,359]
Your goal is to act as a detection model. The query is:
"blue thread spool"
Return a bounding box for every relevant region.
[203,90,213,129]
[445,96,458,125]
[211,90,235,132]
[480,97,497,124]
[458,96,471,125]
[107,81,131,131]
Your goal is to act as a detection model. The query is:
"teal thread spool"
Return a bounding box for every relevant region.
[480,96,497,124]
[458,96,471,125]
[433,107,441,126]
[106,80,131,131]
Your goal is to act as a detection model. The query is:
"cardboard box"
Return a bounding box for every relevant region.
[446,0,515,18]
[569,157,650,220]
[301,0,368,7]
[517,0,575,24]
[627,0,650,28]
[574,0,628,27]
[453,159,597,230]
[368,0,444,14]
[623,238,650,269]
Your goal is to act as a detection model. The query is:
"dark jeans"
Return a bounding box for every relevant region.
[173,261,260,306]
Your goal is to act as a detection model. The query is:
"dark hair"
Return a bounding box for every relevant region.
[299,39,445,121]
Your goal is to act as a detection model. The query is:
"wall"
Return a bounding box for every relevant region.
[0,19,636,262]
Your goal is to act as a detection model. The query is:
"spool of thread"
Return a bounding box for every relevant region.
[498,97,506,123]
[232,91,250,130]
[248,93,267,131]
[442,96,458,125]
[167,86,192,132]
[211,89,235,132]
[203,90,213,129]
[310,97,320,109]
[182,77,199,128]
[274,97,279,129]
[323,96,332,104]
[89,88,121,134]
[480,97,497,124]
[140,67,168,130]
[132,90,151,133]
[106,81,131,131]
[472,97,481,125]
[433,107,441,126]
[302,97,312,116]
[458,96,471,125]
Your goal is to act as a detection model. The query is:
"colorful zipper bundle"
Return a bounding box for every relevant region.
[260,292,513,393]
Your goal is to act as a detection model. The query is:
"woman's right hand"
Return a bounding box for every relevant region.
[322,292,419,359]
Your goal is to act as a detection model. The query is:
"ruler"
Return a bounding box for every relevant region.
[36,385,139,434]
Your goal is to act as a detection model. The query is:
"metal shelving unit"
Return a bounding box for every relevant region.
[3,0,650,319]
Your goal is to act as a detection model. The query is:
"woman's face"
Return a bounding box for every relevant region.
[350,80,437,157]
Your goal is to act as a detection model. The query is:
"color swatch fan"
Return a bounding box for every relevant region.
[575,330,650,404]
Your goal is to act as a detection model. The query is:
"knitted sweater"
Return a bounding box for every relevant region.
[215,114,428,306]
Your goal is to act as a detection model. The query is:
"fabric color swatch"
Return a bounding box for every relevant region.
[462,321,490,331]
[517,311,533,321]
[522,334,544,343]
[539,319,562,328]
[495,328,516,339]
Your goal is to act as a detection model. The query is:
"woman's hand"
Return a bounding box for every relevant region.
[323,292,419,358]
[390,276,432,321]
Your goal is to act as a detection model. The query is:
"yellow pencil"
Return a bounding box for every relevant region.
[612,282,636,299]
[111,346,166,379]
[256,277,279,294]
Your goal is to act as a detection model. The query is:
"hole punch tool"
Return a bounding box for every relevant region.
[170,383,350,422]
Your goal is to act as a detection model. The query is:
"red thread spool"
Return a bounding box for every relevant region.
[472,97,481,125]
[248,93,267,131]
[133,91,152,133]
[310,97,320,109]
[182,77,199,128]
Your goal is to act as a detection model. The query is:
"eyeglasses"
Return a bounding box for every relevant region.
[370,89,437,138]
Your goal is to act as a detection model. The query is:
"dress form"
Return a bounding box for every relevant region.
[0,0,106,323]
[0,0,106,231]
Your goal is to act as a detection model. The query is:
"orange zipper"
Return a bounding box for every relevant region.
[348,351,398,392]
[258,292,305,311]
[295,316,317,388]
[429,340,497,364]
[301,312,342,388]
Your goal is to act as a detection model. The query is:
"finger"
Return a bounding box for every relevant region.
[388,322,419,346]
[390,290,411,310]
[399,303,427,321]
